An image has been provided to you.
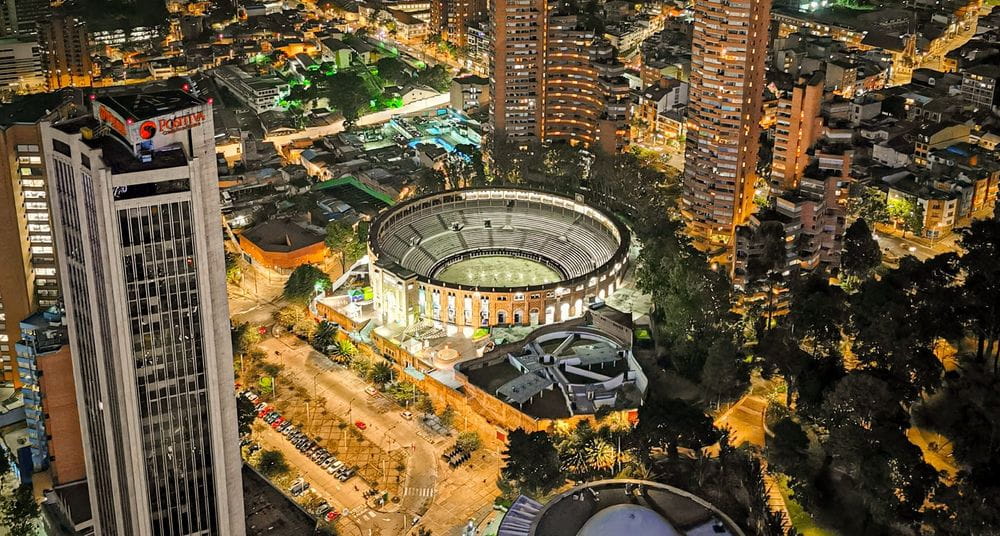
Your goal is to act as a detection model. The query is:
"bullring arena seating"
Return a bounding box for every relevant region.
[372,192,624,285]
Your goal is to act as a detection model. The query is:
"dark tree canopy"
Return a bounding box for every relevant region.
[237,395,256,436]
[633,393,719,459]
[375,57,411,85]
[501,429,563,494]
[325,72,371,126]
[840,219,882,286]
[257,449,289,478]
[957,218,1000,365]
[283,264,331,304]
[0,485,40,536]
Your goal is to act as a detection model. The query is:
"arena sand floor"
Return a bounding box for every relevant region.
[435,256,562,287]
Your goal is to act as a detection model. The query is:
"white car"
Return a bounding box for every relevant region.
[327,461,344,474]
[400,411,413,420]
[365,386,378,396]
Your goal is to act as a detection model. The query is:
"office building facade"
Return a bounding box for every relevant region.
[681,0,771,254]
[0,0,50,37]
[0,37,44,93]
[42,90,245,536]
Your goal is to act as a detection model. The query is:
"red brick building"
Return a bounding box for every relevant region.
[238,220,328,272]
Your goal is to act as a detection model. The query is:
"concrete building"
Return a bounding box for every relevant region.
[882,142,1000,239]
[498,479,744,536]
[37,14,93,90]
[913,121,971,168]
[454,308,646,422]
[961,63,1000,112]
[238,219,328,272]
[631,77,687,146]
[488,2,630,153]
[212,64,288,114]
[465,20,489,71]
[431,0,485,46]
[387,9,430,40]
[734,129,853,301]
[42,90,245,536]
[450,74,489,111]
[320,37,354,69]
[681,0,771,255]
[0,37,44,93]
[772,72,825,192]
[0,0,50,37]
[15,308,86,485]
[0,91,80,386]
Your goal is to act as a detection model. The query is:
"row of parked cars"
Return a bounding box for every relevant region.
[240,390,351,524]
[288,479,342,523]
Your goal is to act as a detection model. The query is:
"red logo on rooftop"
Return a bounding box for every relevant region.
[139,121,157,140]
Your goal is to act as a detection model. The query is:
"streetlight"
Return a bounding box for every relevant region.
[348,396,357,423]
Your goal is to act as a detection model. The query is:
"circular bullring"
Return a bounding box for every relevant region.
[368,188,630,329]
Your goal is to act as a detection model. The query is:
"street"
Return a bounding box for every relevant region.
[873,229,962,263]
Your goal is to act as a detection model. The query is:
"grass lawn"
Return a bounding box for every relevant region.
[776,475,842,536]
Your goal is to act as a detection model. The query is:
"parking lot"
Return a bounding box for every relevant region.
[248,335,504,534]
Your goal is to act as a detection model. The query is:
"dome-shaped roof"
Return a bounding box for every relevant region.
[576,504,681,536]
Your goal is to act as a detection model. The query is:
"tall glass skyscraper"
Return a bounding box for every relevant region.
[42,90,245,536]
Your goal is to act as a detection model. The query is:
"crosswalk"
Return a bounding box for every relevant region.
[403,486,435,497]
[352,508,378,521]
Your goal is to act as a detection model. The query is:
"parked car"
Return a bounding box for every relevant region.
[271,417,285,429]
[254,402,268,412]
[327,461,344,474]
[315,503,331,516]
[325,510,341,522]
[290,481,310,496]
[338,467,356,482]
[400,411,413,420]
[354,421,367,430]
[365,386,378,396]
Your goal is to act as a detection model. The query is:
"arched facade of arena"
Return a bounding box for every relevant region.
[368,188,630,333]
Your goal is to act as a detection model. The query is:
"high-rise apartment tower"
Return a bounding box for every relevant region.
[38,14,93,90]
[0,91,81,386]
[42,90,245,536]
[488,0,630,153]
[771,72,824,192]
[681,0,771,255]
[431,0,486,47]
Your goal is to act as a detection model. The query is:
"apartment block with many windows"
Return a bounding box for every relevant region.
[489,0,631,153]
[681,0,772,256]
[0,90,81,386]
